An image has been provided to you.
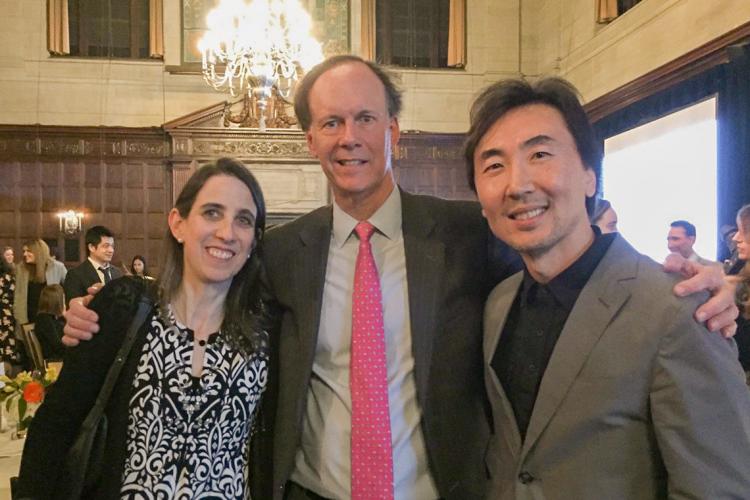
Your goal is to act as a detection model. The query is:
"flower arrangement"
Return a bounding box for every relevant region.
[0,368,58,433]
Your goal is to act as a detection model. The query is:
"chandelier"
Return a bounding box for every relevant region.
[198,0,324,131]
[56,210,84,235]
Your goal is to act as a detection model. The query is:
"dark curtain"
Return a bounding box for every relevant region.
[592,44,750,257]
[617,0,642,16]
[717,44,750,242]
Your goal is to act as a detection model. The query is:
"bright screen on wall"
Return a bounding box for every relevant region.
[602,97,718,263]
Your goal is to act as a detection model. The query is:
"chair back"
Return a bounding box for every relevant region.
[20,323,45,372]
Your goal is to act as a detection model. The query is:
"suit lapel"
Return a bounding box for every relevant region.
[484,273,525,456]
[521,236,637,456]
[294,208,333,368]
[85,260,101,286]
[401,192,445,406]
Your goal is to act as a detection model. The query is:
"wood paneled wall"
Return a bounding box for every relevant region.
[0,125,471,276]
[0,126,170,274]
[394,133,475,201]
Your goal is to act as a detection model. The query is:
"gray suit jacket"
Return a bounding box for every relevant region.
[253,190,515,500]
[484,235,750,499]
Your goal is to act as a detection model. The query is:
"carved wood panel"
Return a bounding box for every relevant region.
[394,133,475,201]
[0,126,170,274]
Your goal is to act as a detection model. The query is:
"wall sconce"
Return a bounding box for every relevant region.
[56,210,84,235]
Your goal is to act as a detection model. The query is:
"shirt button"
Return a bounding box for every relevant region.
[518,471,534,484]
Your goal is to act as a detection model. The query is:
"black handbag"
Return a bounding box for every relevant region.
[59,295,153,499]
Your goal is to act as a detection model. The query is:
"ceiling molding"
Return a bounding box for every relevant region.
[585,21,750,123]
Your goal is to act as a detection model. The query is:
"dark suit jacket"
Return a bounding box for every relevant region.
[253,190,518,500]
[484,235,750,499]
[63,259,122,304]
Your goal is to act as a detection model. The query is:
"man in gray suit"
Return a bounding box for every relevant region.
[465,77,750,498]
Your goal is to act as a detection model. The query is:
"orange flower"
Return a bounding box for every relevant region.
[22,381,45,404]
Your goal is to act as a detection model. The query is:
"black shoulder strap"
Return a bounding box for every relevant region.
[79,295,153,431]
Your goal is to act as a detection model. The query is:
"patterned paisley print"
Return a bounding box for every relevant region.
[0,272,20,364]
[120,310,267,499]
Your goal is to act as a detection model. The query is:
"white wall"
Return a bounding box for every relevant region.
[523,0,750,102]
[0,0,522,132]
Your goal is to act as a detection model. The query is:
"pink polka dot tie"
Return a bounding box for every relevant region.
[351,221,394,500]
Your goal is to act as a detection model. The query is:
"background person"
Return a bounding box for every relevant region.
[3,246,15,271]
[590,198,618,233]
[129,254,154,280]
[667,219,713,265]
[13,239,66,325]
[731,203,750,378]
[34,284,66,361]
[0,255,21,372]
[63,225,122,304]
[18,158,271,498]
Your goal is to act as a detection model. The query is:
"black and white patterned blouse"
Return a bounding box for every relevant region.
[120,308,267,499]
[0,272,20,364]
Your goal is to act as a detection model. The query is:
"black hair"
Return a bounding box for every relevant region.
[670,220,697,238]
[85,225,115,256]
[464,77,602,215]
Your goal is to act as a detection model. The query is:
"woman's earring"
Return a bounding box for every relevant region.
[177,238,184,244]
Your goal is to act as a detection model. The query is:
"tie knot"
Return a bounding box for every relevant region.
[98,266,106,272]
[355,221,375,242]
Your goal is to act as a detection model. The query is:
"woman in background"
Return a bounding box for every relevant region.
[34,284,66,361]
[13,239,67,325]
[19,158,270,498]
[731,203,750,380]
[0,255,21,371]
[590,198,619,234]
[3,246,14,271]
[130,255,154,280]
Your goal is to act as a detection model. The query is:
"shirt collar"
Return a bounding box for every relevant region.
[521,226,616,310]
[331,186,403,248]
[88,257,108,270]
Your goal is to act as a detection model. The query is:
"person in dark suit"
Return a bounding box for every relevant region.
[466,77,750,498]
[251,55,521,500]
[63,225,122,304]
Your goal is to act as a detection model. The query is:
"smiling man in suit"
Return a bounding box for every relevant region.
[466,77,750,498]
[63,225,122,304]
[252,55,521,500]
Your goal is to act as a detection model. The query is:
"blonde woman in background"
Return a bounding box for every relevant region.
[13,239,67,325]
[731,204,750,381]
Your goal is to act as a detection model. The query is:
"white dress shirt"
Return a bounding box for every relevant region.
[290,187,439,499]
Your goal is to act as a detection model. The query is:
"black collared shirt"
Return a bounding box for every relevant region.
[491,228,617,440]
